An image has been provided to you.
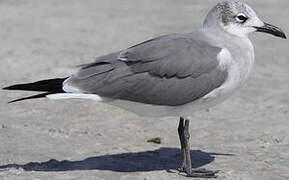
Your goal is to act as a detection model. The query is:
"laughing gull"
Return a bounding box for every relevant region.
[3,0,286,178]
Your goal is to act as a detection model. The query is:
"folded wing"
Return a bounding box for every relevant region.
[64,34,228,106]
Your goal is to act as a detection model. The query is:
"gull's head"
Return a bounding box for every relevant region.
[204,0,286,39]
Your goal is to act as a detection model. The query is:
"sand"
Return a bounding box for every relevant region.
[0,0,288,179]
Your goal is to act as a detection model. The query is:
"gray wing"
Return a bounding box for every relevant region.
[64,34,228,106]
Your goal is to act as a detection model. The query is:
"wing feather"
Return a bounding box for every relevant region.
[64,33,229,106]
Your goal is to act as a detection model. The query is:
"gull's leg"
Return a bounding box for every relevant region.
[178,117,219,178]
[183,119,192,174]
[178,117,186,172]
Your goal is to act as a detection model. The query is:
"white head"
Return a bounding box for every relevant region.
[204,0,286,39]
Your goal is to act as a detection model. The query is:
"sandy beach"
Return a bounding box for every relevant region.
[0,0,288,179]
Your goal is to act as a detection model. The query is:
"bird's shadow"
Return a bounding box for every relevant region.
[0,147,233,172]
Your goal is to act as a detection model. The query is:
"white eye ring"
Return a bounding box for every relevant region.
[236,13,248,23]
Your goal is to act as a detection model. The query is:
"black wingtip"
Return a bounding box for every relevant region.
[3,86,11,90]
[2,78,67,92]
[3,85,27,91]
[6,92,56,104]
[8,99,19,104]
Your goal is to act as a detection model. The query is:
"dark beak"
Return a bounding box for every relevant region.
[254,22,286,39]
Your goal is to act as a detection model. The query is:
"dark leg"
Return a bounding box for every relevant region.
[178,117,186,171]
[183,119,192,174]
[178,117,219,178]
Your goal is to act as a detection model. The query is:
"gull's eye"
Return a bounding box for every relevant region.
[236,13,248,23]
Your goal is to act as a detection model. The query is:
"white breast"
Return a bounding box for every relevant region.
[189,43,255,113]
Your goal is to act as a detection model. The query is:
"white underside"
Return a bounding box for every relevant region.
[45,90,234,118]
[47,93,102,101]
[46,93,223,117]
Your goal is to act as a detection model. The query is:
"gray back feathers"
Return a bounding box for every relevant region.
[64,34,228,106]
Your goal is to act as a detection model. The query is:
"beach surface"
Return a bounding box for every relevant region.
[0,0,288,179]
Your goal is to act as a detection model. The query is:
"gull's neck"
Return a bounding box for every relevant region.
[200,25,253,53]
